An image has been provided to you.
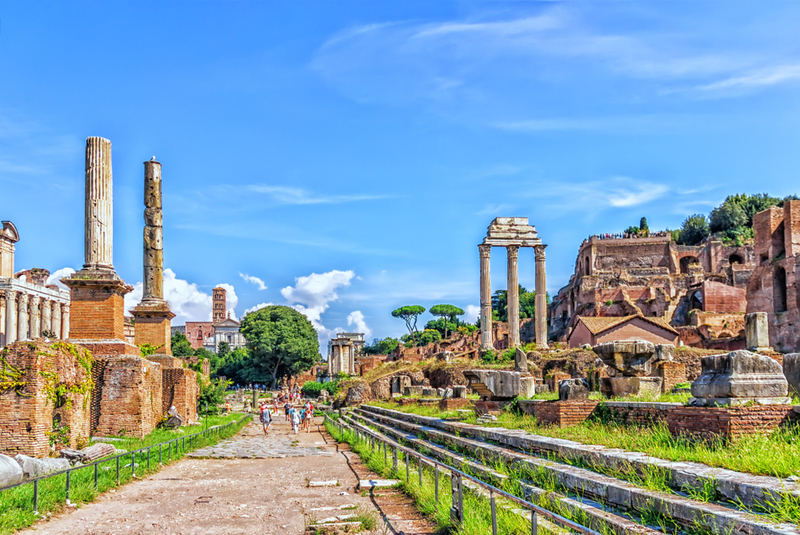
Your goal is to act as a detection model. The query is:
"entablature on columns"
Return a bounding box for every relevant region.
[481,217,543,248]
[0,277,70,303]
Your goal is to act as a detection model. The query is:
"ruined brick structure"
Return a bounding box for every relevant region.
[550,235,754,345]
[567,315,679,347]
[0,341,93,458]
[746,200,800,352]
[183,322,216,350]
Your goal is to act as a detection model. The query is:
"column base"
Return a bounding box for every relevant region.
[131,299,176,354]
[62,270,132,341]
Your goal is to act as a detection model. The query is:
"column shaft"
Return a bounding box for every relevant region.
[30,296,41,339]
[5,290,16,345]
[41,300,52,336]
[84,137,114,269]
[479,244,493,350]
[506,246,520,348]
[142,160,164,300]
[62,305,70,339]
[535,245,548,348]
[53,302,62,338]
[17,293,28,341]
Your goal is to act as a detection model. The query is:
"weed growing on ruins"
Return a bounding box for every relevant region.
[0,349,27,395]
[0,414,248,535]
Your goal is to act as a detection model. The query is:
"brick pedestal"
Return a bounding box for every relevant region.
[162,368,198,424]
[657,362,687,393]
[93,356,162,438]
[529,400,599,427]
[439,398,471,411]
[667,405,798,440]
[63,273,132,340]
[131,300,175,354]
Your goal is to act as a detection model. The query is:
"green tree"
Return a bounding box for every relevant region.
[417,328,442,346]
[239,305,321,389]
[198,378,231,415]
[639,217,649,235]
[391,305,426,343]
[428,304,465,339]
[677,214,709,245]
[362,337,400,355]
[424,317,461,338]
[171,331,194,357]
[217,340,231,358]
[492,285,545,322]
[709,202,747,234]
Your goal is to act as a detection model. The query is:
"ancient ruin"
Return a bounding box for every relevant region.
[327,332,365,376]
[594,340,678,397]
[479,217,547,350]
[689,350,790,406]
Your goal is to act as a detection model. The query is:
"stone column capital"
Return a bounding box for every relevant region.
[535,244,547,260]
[18,292,28,304]
[30,295,40,305]
[478,244,492,258]
[507,244,519,258]
[5,288,16,300]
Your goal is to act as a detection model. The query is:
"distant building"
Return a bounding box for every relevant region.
[567,314,679,347]
[203,315,246,353]
[327,332,365,376]
[172,286,246,353]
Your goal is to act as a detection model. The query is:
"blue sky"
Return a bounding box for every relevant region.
[2,2,799,350]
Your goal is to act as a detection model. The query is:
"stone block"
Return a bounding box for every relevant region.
[746,312,770,351]
[452,385,467,399]
[0,454,23,488]
[559,378,589,401]
[600,377,663,398]
[422,387,437,397]
[14,455,70,479]
[783,353,800,397]
[593,340,656,376]
[654,344,674,362]
[515,348,528,373]
[443,387,453,399]
[403,385,424,397]
[690,350,789,406]
[464,370,531,400]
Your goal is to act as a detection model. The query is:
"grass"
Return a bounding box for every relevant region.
[0,413,249,535]
[367,401,800,479]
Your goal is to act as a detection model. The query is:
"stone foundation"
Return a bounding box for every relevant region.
[518,400,599,427]
[439,398,471,411]
[474,400,511,414]
[656,361,687,393]
[667,405,798,440]
[132,305,174,354]
[93,356,162,438]
[63,277,132,340]
[162,368,198,424]
[0,341,93,457]
[600,376,663,398]
[601,401,681,426]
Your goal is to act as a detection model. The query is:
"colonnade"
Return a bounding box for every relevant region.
[1,287,70,346]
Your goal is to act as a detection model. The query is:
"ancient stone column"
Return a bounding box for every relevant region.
[5,290,16,345]
[132,158,175,354]
[41,299,51,336]
[535,245,549,349]
[61,304,70,340]
[479,244,493,350]
[17,293,28,341]
[507,245,520,348]
[52,301,62,338]
[29,296,41,339]
[84,137,114,271]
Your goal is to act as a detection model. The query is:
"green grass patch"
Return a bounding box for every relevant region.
[0,414,249,535]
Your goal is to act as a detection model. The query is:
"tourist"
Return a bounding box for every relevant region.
[284,401,292,422]
[225,401,231,414]
[259,402,271,434]
[303,403,313,433]
[291,406,301,435]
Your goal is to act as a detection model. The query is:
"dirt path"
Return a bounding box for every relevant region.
[19,414,436,535]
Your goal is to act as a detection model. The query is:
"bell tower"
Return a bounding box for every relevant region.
[212,286,226,323]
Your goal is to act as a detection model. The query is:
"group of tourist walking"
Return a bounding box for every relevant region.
[258,398,314,435]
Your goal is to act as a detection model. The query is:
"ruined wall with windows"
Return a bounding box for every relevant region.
[746,201,800,352]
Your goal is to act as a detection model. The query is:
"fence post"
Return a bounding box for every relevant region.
[531,510,538,535]
[148,447,151,470]
[392,446,398,472]
[418,455,422,487]
[94,462,98,490]
[65,470,71,503]
[405,451,409,481]
[131,452,136,478]
[491,491,497,535]
[450,472,463,526]
[434,465,439,509]
[159,443,162,464]
[116,456,120,485]
[33,478,38,514]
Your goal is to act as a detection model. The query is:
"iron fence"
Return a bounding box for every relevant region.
[0,414,251,514]
[325,413,603,535]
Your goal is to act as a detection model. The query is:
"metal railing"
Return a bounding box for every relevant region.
[0,414,251,514]
[325,413,602,535]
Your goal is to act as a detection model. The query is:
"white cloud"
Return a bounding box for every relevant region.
[531,176,669,212]
[695,64,800,92]
[476,203,514,216]
[45,267,75,291]
[246,185,391,205]
[347,310,372,339]
[239,272,267,290]
[243,302,274,316]
[124,268,215,325]
[281,270,356,346]
[216,283,239,320]
[464,304,481,323]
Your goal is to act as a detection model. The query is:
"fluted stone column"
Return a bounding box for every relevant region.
[61,304,70,340]
[29,296,41,339]
[479,244,493,350]
[5,290,16,345]
[17,293,28,341]
[52,301,62,338]
[84,137,114,271]
[507,245,520,349]
[535,245,548,348]
[42,299,52,336]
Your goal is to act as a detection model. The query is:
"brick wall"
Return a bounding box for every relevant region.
[0,341,93,457]
[601,401,680,425]
[667,405,798,440]
[439,398,471,411]
[546,372,571,392]
[93,356,162,438]
[162,368,198,424]
[656,361,687,393]
[527,400,599,427]
[133,315,173,354]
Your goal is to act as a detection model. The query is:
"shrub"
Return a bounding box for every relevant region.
[198,378,231,415]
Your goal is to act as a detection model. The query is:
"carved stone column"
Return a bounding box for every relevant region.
[61,304,70,340]
[507,245,520,349]
[17,293,28,341]
[132,158,175,354]
[535,245,548,348]
[52,301,62,338]
[63,137,133,342]
[29,296,41,339]
[5,290,16,345]
[479,244,493,350]
[41,299,52,335]
[84,137,114,271]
